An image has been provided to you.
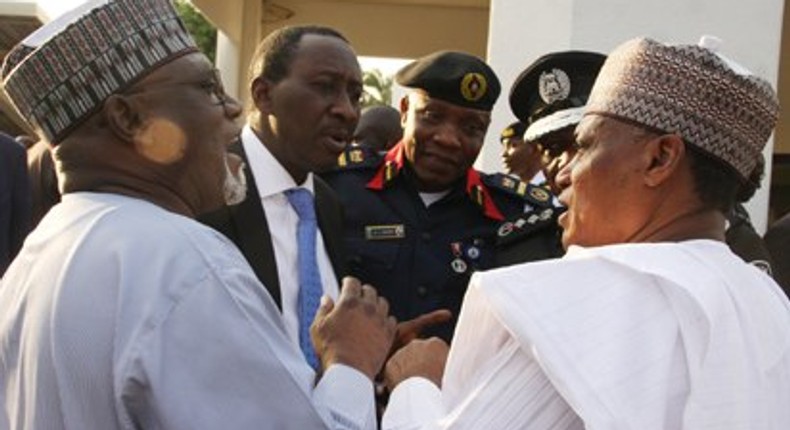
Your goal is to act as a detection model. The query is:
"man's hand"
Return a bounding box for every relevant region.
[311,277,397,380]
[391,309,452,355]
[383,337,449,391]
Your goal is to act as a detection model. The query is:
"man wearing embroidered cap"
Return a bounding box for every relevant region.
[0,1,395,429]
[381,37,790,429]
[324,51,562,343]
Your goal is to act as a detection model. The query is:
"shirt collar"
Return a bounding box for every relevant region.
[241,124,315,198]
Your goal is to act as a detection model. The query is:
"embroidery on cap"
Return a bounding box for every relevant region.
[539,68,571,104]
[460,72,487,102]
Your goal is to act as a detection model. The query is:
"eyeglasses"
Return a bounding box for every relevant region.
[124,68,231,109]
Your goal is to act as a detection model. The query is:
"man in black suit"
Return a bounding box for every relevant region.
[0,132,30,276]
[200,25,361,361]
[765,212,790,295]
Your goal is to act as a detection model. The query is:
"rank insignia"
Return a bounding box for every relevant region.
[365,224,406,240]
[538,68,571,104]
[472,185,484,206]
[337,152,348,167]
[460,72,487,102]
[349,148,364,163]
[385,160,397,182]
[516,182,527,196]
[497,221,514,237]
[501,176,516,190]
[529,186,551,203]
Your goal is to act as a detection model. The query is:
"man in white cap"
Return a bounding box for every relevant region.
[0,1,394,429]
[381,37,790,429]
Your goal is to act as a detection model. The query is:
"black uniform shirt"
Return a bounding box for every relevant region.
[323,144,562,340]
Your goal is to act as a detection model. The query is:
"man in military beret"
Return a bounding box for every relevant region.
[323,51,562,342]
[0,1,395,428]
[499,120,543,183]
[381,37,790,429]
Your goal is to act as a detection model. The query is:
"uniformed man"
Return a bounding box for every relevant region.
[509,50,774,273]
[323,51,562,341]
[509,51,607,195]
[499,120,543,184]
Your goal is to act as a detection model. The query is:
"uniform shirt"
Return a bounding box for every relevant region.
[323,144,562,341]
[242,125,340,347]
[383,241,790,429]
[0,193,375,430]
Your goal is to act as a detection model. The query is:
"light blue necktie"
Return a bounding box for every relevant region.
[284,188,322,370]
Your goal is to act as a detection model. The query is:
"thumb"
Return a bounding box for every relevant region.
[314,295,335,321]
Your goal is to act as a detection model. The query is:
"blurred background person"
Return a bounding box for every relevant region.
[499,120,543,184]
[24,137,60,229]
[353,105,402,153]
[509,51,606,196]
[0,131,30,276]
[765,211,790,295]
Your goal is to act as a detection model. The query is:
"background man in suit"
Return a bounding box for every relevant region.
[765,212,790,295]
[0,132,30,276]
[201,25,361,365]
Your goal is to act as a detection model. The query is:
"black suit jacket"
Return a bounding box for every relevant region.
[199,139,347,309]
[0,133,30,276]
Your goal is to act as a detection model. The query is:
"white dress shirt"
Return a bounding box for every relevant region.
[383,241,790,429]
[241,125,339,347]
[0,193,375,429]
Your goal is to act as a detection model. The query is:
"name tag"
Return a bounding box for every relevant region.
[365,224,405,240]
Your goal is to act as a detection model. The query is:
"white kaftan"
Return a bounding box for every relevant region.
[383,241,790,430]
[0,192,375,430]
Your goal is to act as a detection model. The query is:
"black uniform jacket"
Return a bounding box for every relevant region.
[322,143,563,341]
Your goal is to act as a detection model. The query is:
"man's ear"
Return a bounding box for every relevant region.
[250,76,274,115]
[399,95,410,127]
[644,133,685,187]
[102,94,142,143]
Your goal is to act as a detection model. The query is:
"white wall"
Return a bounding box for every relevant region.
[483,0,785,232]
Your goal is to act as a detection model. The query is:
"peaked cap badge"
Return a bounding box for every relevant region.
[538,68,571,104]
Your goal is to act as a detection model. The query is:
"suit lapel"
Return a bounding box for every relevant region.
[315,177,347,282]
[226,140,283,308]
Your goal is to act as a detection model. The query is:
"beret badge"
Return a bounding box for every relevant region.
[538,68,571,104]
[460,72,487,102]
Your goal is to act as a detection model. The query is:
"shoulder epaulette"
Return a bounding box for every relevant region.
[496,206,561,246]
[331,145,382,171]
[481,172,554,208]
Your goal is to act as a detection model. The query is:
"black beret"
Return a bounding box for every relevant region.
[509,51,605,141]
[499,121,528,144]
[396,50,501,112]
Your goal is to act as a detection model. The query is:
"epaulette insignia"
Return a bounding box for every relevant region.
[385,160,397,182]
[496,207,558,244]
[471,185,484,206]
[529,186,551,203]
[482,173,554,207]
[334,146,379,170]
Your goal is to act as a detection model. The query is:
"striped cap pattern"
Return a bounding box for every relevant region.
[586,38,779,180]
[1,0,198,144]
